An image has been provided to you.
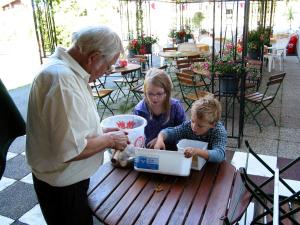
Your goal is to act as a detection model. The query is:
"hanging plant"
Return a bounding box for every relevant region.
[136,0,143,38]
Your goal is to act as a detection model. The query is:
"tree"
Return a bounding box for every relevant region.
[192,12,205,41]
[286,7,295,32]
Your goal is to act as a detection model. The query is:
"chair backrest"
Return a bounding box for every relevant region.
[177,43,198,52]
[187,55,205,64]
[176,59,191,71]
[239,140,300,225]
[0,79,26,179]
[158,64,167,71]
[163,47,177,52]
[263,72,285,101]
[222,172,252,225]
[176,72,199,98]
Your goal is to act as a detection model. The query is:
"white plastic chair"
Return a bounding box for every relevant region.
[263,46,284,72]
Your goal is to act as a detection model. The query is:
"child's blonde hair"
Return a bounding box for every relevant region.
[191,92,221,124]
[144,68,173,123]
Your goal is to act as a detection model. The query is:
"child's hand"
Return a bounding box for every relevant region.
[154,139,165,150]
[184,147,197,158]
[146,138,157,149]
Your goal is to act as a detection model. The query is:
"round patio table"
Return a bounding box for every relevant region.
[111,63,141,74]
[159,51,202,59]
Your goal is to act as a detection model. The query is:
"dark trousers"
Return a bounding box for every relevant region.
[33,174,93,225]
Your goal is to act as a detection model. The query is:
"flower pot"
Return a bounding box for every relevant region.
[248,50,260,60]
[176,38,184,44]
[144,44,152,54]
[219,73,239,95]
[128,49,138,57]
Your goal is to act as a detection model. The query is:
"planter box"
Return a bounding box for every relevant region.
[219,73,239,95]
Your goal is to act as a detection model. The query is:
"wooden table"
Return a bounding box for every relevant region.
[88,161,246,225]
[159,51,203,59]
[197,44,210,52]
[110,63,142,99]
[111,63,141,74]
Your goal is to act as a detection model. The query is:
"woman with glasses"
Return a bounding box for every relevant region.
[133,68,186,150]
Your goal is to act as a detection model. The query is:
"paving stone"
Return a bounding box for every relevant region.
[243,123,280,140]
[11,220,28,225]
[0,181,38,220]
[3,155,31,180]
[8,135,26,154]
[237,136,278,156]
[18,204,46,225]
[279,127,300,142]
[278,141,300,159]
[280,115,300,129]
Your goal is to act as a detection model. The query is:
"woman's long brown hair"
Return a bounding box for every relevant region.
[143,68,173,124]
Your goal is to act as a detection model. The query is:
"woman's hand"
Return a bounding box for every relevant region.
[108,130,129,151]
[102,127,119,133]
[146,138,157,149]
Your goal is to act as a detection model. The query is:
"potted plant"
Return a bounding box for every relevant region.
[128,35,158,56]
[192,11,205,41]
[175,30,186,44]
[139,35,158,54]
[247,26,271,60]
[214,59,245,95]
[127,39,140,57]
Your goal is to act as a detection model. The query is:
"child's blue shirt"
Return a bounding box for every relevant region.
[161,121,227,162]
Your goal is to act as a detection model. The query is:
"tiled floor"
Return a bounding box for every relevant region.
[1,55,300,224]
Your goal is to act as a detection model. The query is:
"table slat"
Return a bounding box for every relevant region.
[118,176,164,225]
[184,163,219,225]
[95,170,139,220]
[88,162,114,195]
[104,174,150,225]
[134,177,174,225]
[151,178,187,225]
[88,167,131,212]
[226,172,251,224]
[168,169,205,225]
[201,162,235,225]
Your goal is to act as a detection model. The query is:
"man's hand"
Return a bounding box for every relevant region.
[102,127,119,133]
[108,130,129,151]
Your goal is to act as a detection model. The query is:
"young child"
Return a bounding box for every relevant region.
[133,68,186,150]
[154,93,227,162]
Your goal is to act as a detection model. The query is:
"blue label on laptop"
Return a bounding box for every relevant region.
[135,156,159,170]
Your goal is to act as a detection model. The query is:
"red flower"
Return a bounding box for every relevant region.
[139,45,146,54]
[116,121,126,129]
[126,121,135,129]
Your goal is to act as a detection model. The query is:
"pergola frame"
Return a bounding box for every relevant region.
[31,0,275,146]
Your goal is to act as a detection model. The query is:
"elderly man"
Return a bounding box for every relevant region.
[26,26,128,225]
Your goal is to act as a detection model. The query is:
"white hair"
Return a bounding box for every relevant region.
[71,25,124,61]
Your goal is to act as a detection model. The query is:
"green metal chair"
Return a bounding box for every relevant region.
[244,72,285,131]
[239,140,300,225]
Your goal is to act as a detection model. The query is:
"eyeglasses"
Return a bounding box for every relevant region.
[146,92,166,98]
[102,55,113,72]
